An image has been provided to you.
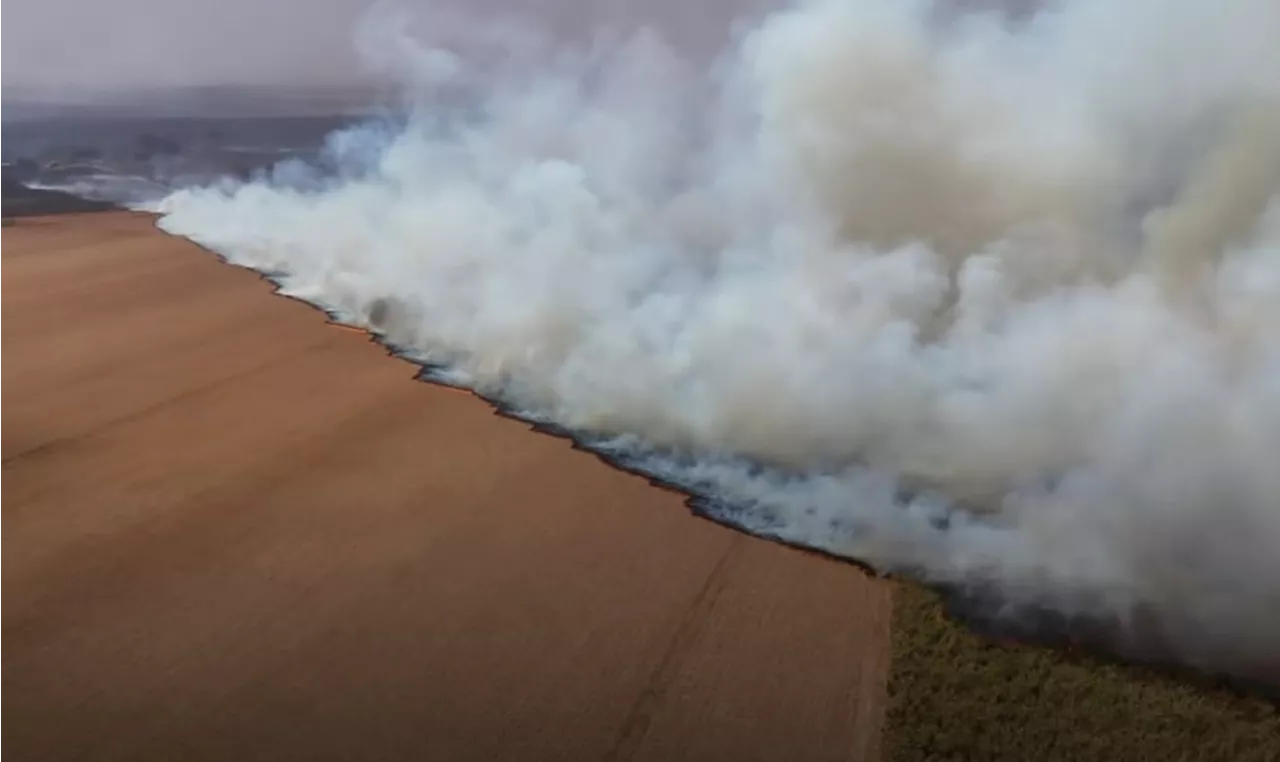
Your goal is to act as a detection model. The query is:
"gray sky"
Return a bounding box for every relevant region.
[1,0,772,110]
[2,0,377,96]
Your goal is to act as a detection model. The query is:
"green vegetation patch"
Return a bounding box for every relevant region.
[886,583,1279,762]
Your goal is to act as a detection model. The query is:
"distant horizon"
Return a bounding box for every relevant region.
[1,83,392,121]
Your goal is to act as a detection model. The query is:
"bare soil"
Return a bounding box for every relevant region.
[2,212,892,762]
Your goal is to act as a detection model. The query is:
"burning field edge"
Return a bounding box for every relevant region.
[157,216,1280,758]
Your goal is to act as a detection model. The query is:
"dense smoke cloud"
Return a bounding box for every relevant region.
[157,0,1280,684]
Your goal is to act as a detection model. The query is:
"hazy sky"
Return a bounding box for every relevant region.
[2,0,377,96]
[2,0,772,104]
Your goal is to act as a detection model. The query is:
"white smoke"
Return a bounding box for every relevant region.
[157,0,1280,683]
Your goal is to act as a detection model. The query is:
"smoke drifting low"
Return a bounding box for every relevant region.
[157,0,1280,685]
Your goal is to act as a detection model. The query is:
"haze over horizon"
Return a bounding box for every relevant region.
[2,0,374,98]
[1,0,771,117]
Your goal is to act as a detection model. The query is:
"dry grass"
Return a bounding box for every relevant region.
[885,583,1279,762]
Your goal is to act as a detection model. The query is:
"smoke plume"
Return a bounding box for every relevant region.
[156,0,1280,685]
